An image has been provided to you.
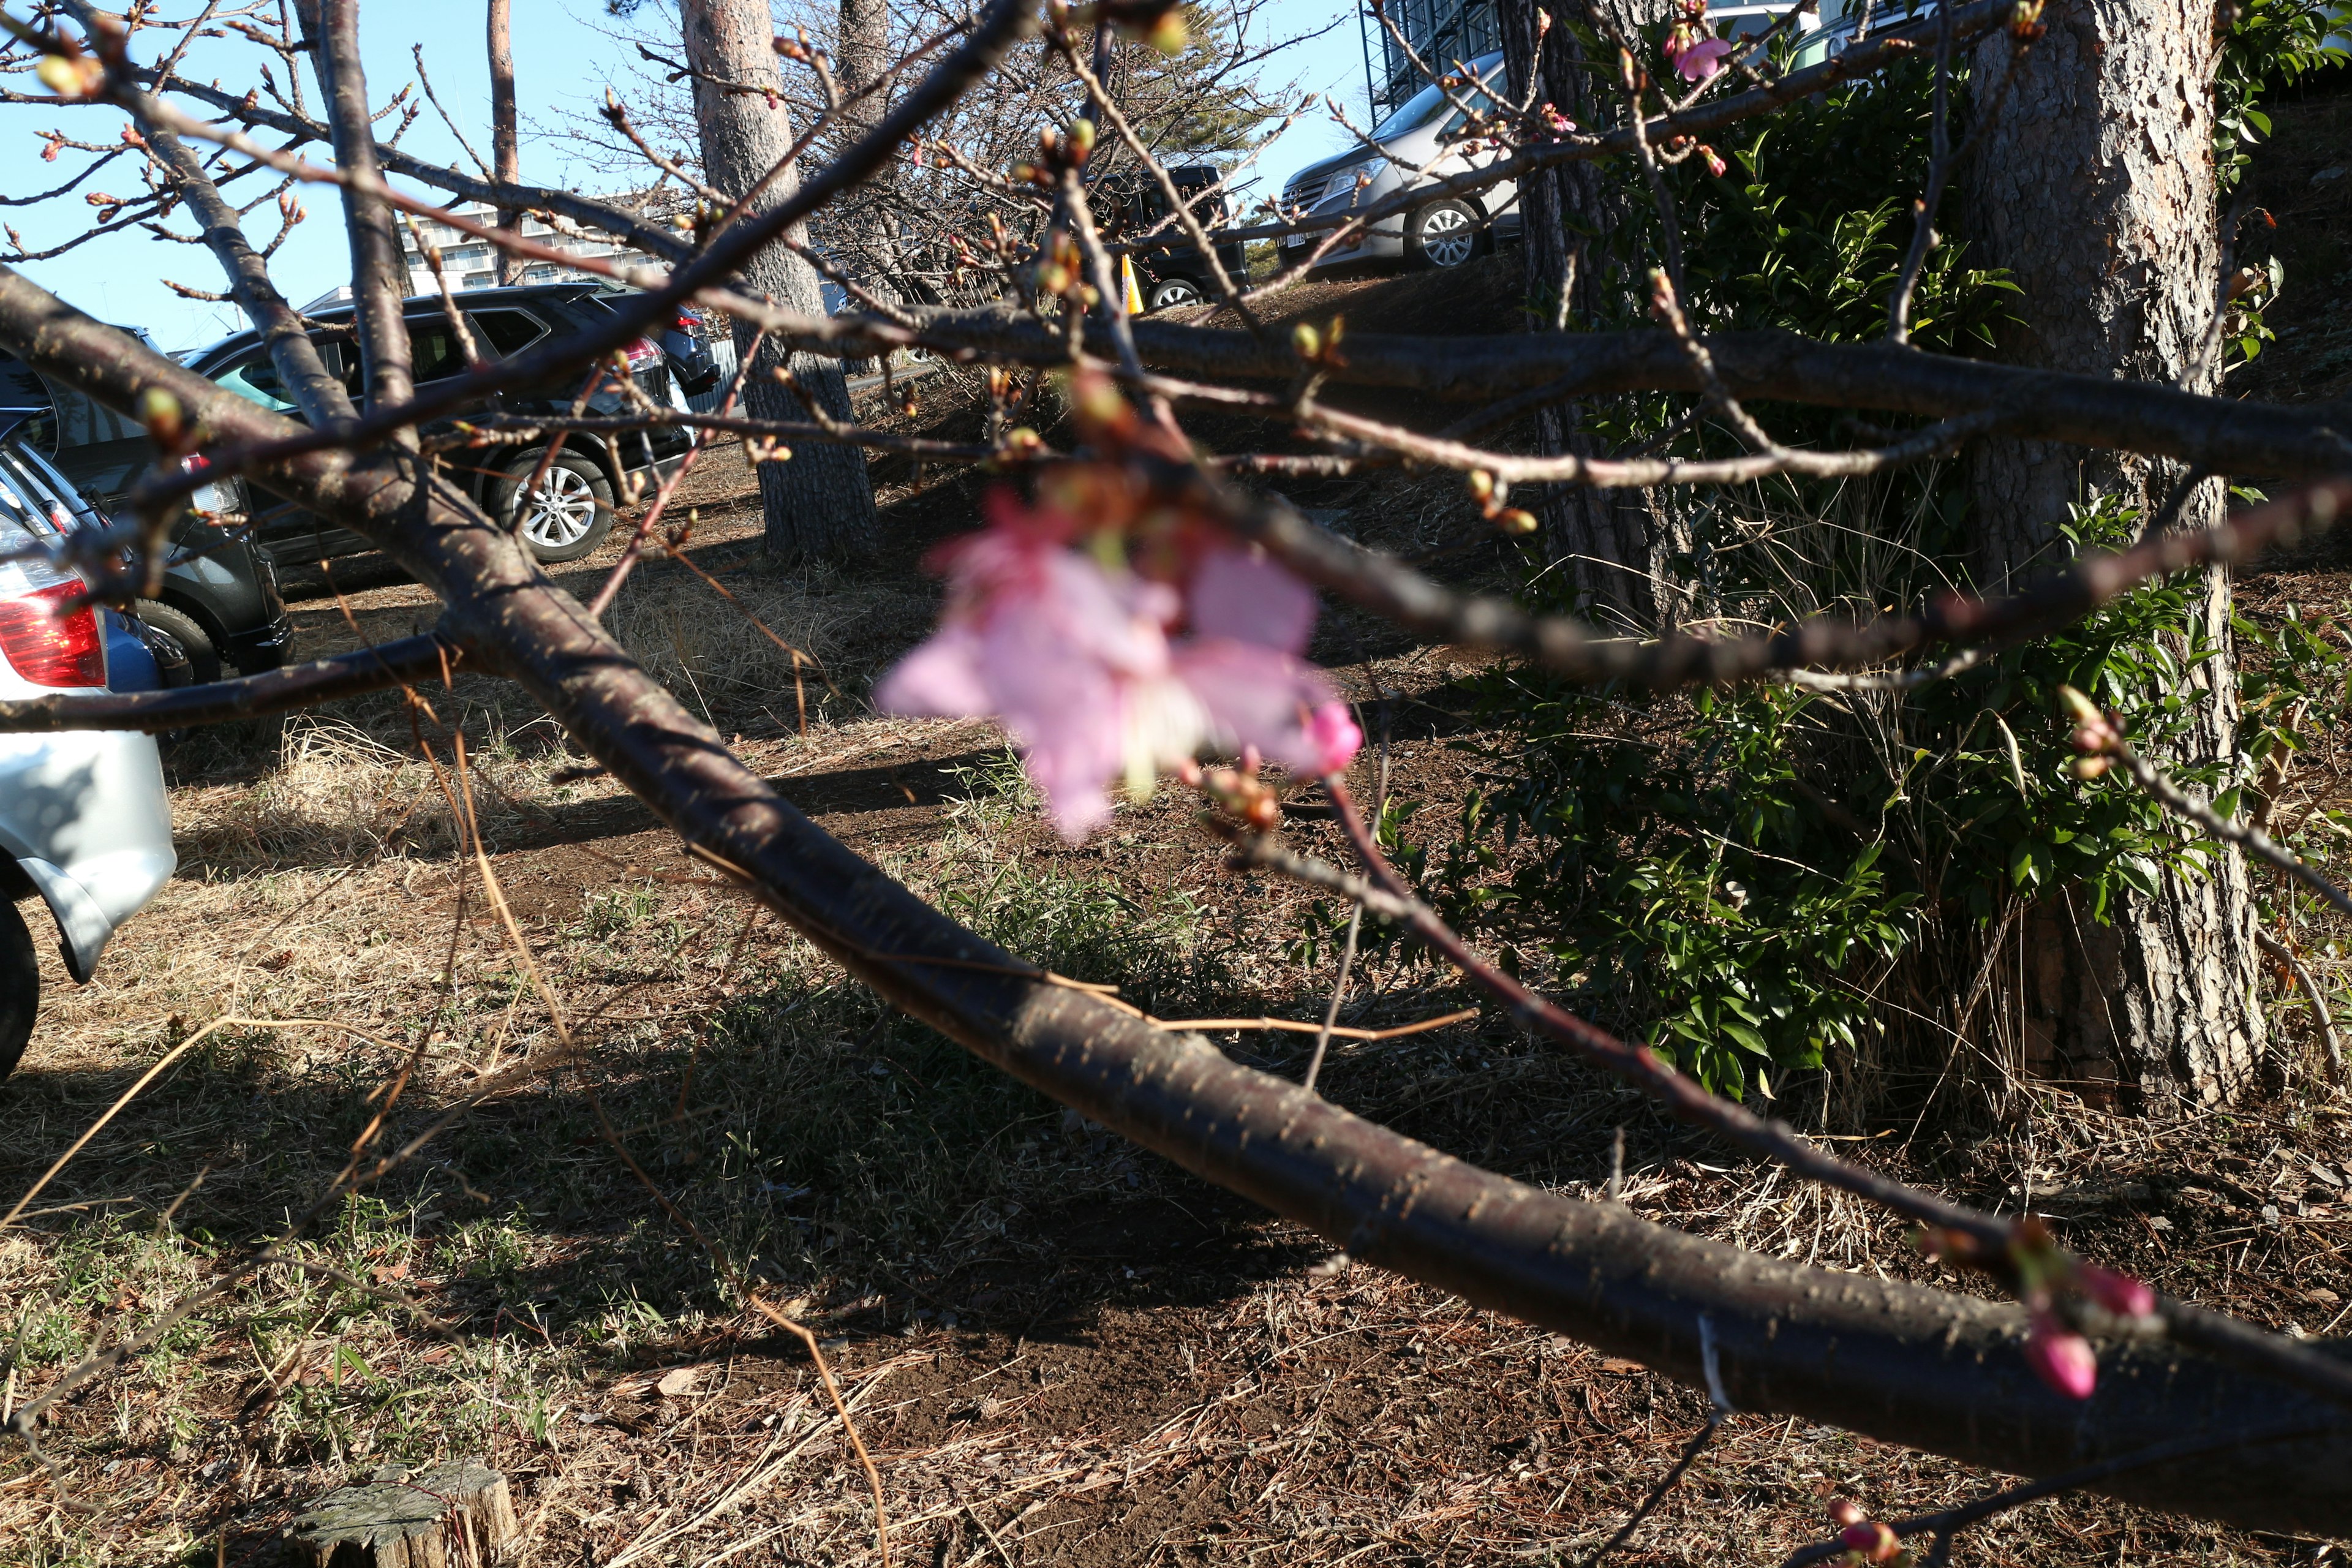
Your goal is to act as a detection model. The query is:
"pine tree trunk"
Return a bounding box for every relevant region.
[679,0,880,559]
[1964,1,2261,1109]
[1499,0,1678,628]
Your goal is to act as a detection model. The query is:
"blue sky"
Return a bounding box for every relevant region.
[2,0,1370,353]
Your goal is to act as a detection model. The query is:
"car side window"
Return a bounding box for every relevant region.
[407,320,470,383]
[470,309,546,358]
[214,350,300,414]
[323,339,364,399]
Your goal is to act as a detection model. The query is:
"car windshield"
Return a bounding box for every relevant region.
[1369,53,1507,141]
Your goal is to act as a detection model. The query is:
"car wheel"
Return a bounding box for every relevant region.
[1406,200,1482,270]
[0,897,37,1083]
[494,450,616,564]
[135,599,220,685]
[1148,277,1204,311]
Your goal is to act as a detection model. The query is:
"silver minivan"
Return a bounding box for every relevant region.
[1277,50,1518,273]
[1276,2,1855,274]
[0,470,176,1079]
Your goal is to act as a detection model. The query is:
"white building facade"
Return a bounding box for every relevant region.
[395,198,673,296]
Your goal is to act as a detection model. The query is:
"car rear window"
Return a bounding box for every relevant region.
[8,446,101,532]
[470,309,546,357]
[0,450,77,535]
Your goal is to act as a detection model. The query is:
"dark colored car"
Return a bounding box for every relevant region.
[184,282,694,563]
[1099,166,1250,312]
[662,304,723,399]
[0,369,292,683]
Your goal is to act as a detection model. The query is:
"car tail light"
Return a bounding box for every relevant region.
[0,577,104,687]
[624,337,662,367]
[672,311,699,330]
[183,451,230,514]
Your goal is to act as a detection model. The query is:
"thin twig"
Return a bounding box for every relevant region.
[2253,927,2346,1083]
[1581,1419,1722,1568]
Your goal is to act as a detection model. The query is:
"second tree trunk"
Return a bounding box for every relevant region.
[679,0,880,560]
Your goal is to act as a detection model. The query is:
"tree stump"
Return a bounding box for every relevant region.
[286,1460,517,1568]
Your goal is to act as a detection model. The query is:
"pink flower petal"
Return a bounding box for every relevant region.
[873,624,991,718]
[2024,1313,2097,1400]
[1188,547,1317,654]
[1014,720,1123,841]
[1675,36,1732,81]
[1172,640,1355,775]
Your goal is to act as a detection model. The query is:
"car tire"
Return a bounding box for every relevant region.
[1147,276,1204,311]
[1406,200,1483,270]
[492,450,616,564]
[135,599,220,685]
[0,897,37,1084]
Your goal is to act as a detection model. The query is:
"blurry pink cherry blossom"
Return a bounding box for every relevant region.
[2023,1312,2098,1400]
[1668,34,1733,81]
[875,491,1361,840]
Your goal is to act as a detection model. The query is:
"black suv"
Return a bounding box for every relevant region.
[184,283,694,564]
[0,359,292,682]
[1098,166,1249,312]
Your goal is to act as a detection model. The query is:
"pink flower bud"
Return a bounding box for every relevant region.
[2024,1313,2097,1400]
[2078,1264,2155,1319]
[1305,703,1364,775]
[1840,1521,1901,1562]
[1828,1498,1867,1529]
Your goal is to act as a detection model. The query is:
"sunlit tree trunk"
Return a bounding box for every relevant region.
[679,0,880,559]
[1964,2,2260,1108]
[1499,0,1677,628]
[488,0,520,285]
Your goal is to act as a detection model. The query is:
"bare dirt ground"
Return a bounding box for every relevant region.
[7,97,2352,1568]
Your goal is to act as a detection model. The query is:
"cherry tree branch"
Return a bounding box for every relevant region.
[7,266,2351,1537]
[1196,470,2352,690]
[2065,688,2352,924]
[0,631,457,732]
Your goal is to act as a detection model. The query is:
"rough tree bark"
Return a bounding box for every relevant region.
[834,0,903,293]
[487,0,520,285]
[1499,0,1679,628]
[678,0,880,558]
[1965,2,2261,1107]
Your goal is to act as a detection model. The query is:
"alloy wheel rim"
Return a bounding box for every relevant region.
[1422,208,1474,267]
[521,466,598,549]
[1152,281,1200,309]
